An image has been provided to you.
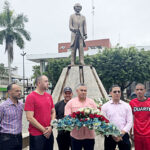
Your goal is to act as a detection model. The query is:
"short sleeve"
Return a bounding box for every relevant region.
[92,100,97,109]
[50,95,54,109]
[24,94,35,111]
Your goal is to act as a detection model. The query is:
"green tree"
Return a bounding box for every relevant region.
[0,63,8,78]
[31,65,41,80]
[92,46,150,99]
[32,46,150,99]
[0,1,31,83]
[44,58,70,91]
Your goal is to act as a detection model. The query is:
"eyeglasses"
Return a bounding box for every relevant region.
[113,91,121,94]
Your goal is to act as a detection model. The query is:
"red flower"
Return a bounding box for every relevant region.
[96,114,101,118]
[84,118,88,121]
[71,112,76,118]
[80,119,84,122]
[89,114,94,119]
[76,111,80,115]
[81,111,84,115]
[98,107,101,111]
[99,116,109,123]
[94,114,101,118]
[105,119,109,123]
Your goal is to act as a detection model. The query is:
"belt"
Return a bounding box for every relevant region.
[0,132,22,138]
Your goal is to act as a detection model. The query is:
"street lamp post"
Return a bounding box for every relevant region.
[21,51,26,102]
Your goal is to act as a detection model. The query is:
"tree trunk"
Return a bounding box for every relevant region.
[121,91,124,100]
[8,52,11,84]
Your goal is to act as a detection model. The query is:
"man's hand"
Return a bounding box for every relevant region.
[72,29,79,33]
[121,130,126,136]
[112,130,126,142]
[43,126,52,139]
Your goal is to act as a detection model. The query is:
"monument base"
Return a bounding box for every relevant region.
[52,65,108,103]
[52,65,107,150]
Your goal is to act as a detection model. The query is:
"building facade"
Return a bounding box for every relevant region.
[58,39,111,53]
[0,66,22,100]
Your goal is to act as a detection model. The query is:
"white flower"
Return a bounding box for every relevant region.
[84,108,91,114]
[79,108,84,112]
[91,109,100,114]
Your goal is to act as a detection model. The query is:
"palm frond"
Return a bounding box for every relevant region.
[15,28,31,41]
[0,1,13,27]
[14,32,24,49]
[12,14,28,28]
[0,30,6,44]
[0,12,8,27]
[3,1,10,10]
[3,1,12,26]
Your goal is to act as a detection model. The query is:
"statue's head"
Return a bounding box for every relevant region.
[74,3,82,13]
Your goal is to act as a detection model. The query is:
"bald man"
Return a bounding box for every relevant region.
[25,75,56,150]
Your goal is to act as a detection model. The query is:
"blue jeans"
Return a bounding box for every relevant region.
[0,133,22,150]
[30,133,54,150]
[71,137,95,150]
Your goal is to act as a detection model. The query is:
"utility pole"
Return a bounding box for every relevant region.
[92,0,95,40]
[21,51,26,103]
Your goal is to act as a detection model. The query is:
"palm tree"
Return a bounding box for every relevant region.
[0,1,31,83]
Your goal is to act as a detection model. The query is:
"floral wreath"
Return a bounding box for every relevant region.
[52,107,120,136]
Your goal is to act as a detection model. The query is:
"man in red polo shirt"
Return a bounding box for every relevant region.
[24,75,56,150]
[130,83,150,150]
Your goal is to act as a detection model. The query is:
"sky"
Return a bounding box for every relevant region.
[0,0,150,78]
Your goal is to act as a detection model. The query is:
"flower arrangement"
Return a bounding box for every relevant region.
[94,97,109,110]
[52,107,120,136]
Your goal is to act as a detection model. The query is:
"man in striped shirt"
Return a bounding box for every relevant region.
[0,83,23,150]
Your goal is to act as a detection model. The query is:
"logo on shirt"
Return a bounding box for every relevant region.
[133,107,150,112]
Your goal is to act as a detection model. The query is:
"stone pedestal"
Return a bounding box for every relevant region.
[52,65,109,103]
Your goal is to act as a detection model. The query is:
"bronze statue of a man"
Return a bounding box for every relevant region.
[69,3,87,65]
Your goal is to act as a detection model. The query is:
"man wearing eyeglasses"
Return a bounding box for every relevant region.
[129,83,150,150]
[101,85,133,150]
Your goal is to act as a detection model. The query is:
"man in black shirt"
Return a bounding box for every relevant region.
[55,87,73,150]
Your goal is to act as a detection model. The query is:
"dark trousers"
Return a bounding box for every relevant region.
[56,131,71,150]
[0,133,22,150]
[30,133,54,150]
[104,133,131,150]
[71,137,95,150]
